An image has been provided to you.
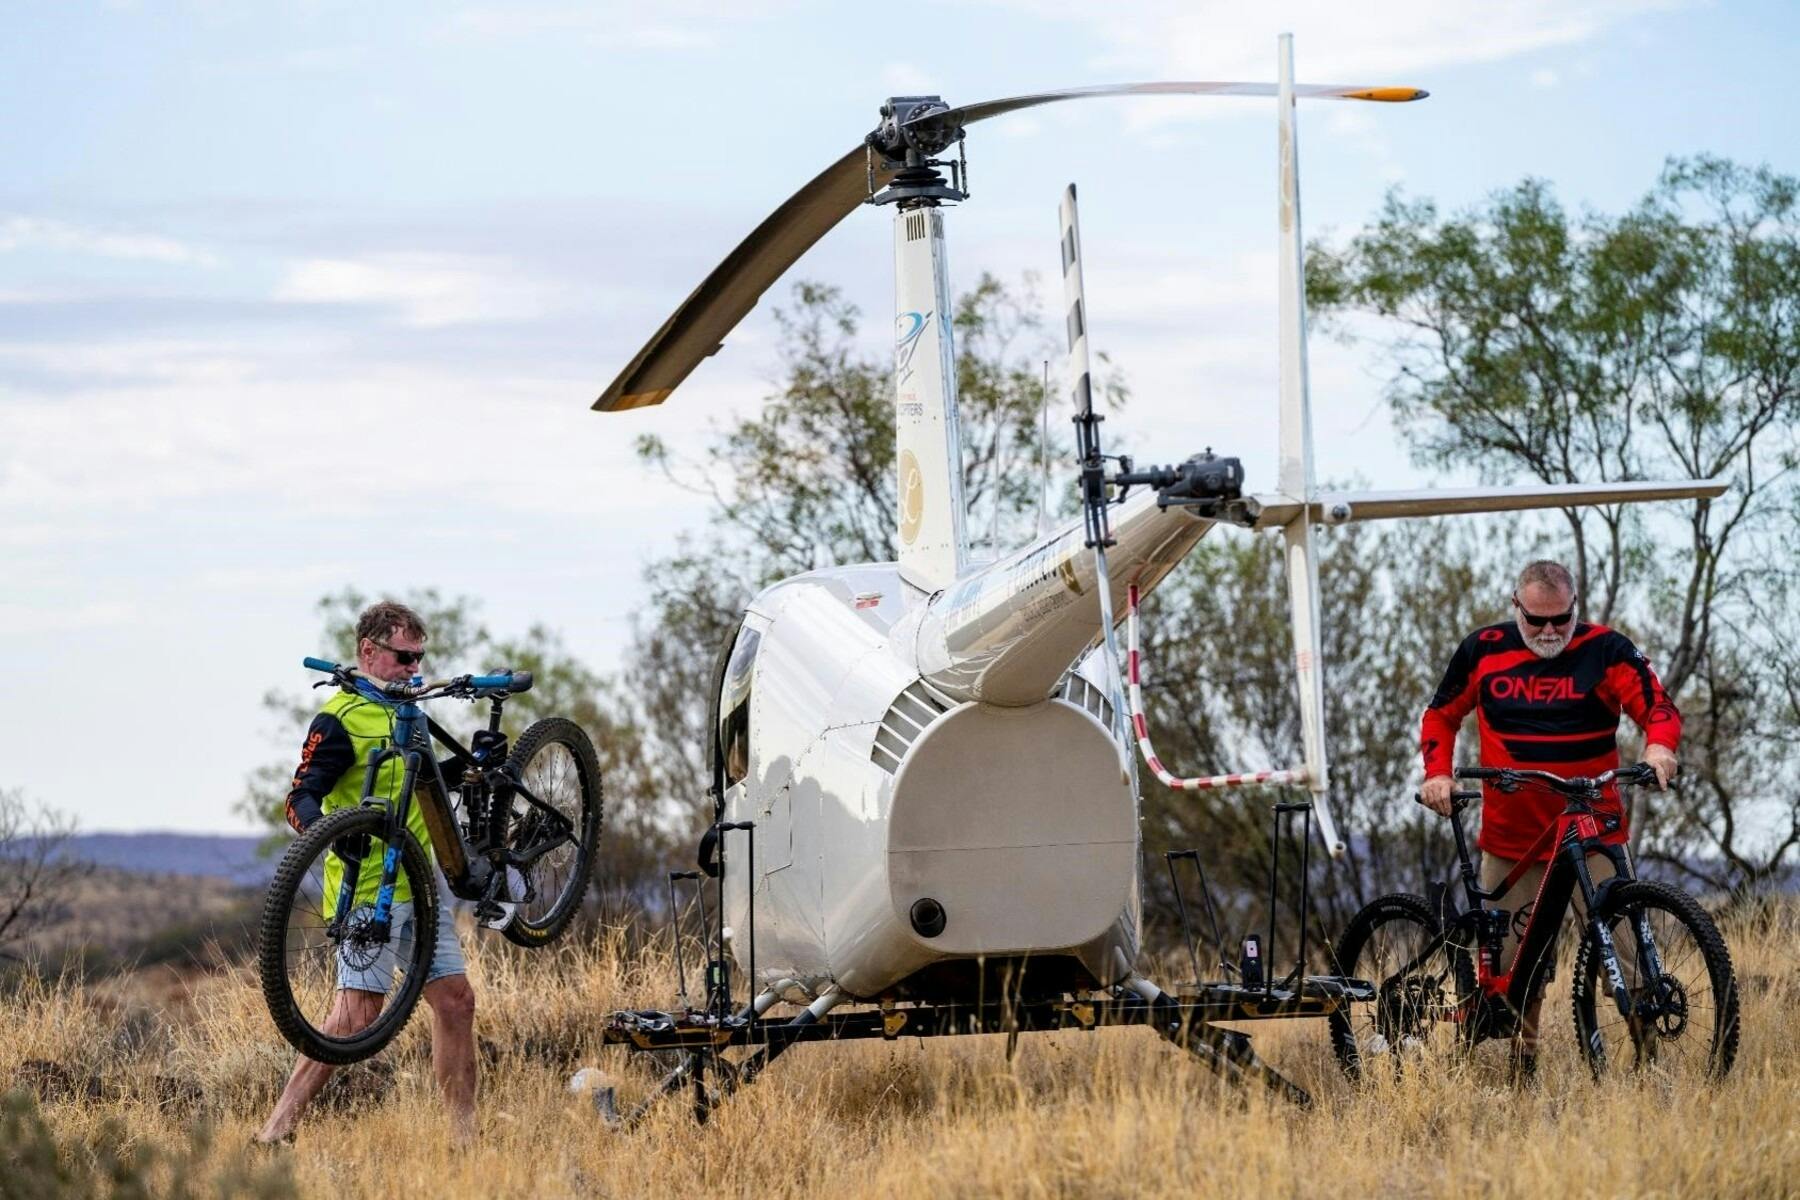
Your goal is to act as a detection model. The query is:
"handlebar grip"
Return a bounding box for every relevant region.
[1451,789,1482,801]
[303,657,339,673]
[468,671,533,693]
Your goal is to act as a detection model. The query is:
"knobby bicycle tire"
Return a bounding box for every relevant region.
[1328,892,1475,1081]
[500,717,604,948]
[258,805,438,1065]
[1570,878,1739,1080]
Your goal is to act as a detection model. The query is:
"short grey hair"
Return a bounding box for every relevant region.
[1517,560,1575,596]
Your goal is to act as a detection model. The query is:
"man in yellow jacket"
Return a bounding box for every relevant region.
[255,600,478,1145]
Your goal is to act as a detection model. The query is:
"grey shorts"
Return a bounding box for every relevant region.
[336,869,466,993]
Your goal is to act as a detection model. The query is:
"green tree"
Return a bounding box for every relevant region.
[1133,517,1527,944]
[1308,156,1800,892]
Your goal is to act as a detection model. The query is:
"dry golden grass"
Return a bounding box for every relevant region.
[4,900,1797,1199]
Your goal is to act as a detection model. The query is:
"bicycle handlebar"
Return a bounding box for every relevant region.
[300,658,535,698]
[1453,762,1658,794]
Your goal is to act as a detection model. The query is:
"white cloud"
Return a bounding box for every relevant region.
[990,0,1686,78]
[1531,67,1561,88]
[443,3,792,48]
[273,253,568,327]
[882,62,936,92]
[0,216,218,266]
[0,601,135,636]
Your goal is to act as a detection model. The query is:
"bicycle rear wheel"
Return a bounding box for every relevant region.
[258,806,437,1065]
[1328,892,1474,1081]
[1571,879,1739,1081]
[499,717,603,948]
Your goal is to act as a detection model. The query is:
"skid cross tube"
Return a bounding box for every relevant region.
[603,980,1372,1054]
[599,978,1375,1128]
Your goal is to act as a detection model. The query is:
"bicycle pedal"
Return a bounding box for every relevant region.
[477,901,517,930]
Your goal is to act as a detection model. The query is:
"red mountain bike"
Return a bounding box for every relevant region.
[1329,763,1739,1081]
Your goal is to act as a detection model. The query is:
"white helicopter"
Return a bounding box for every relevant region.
[588,37,1724,1118]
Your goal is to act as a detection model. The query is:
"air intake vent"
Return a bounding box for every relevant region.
[1059,673,1114,730]
[871,679,956,774]
[906,212,927,241]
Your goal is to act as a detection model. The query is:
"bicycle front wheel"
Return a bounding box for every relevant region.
[1571,879,1739,1081]
[258,806,438,1065]
[500,717,603,948]
[1328,892,1474,1081]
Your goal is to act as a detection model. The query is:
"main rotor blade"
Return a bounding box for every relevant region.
[595,79,1427,413]
[922,80,1426,133]
[594,146,893,411]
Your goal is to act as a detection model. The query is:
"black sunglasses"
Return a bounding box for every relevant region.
[373,640,425,666]
[1513,594,1575,629]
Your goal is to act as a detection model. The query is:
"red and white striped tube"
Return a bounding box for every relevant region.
[1124,584,1310,792]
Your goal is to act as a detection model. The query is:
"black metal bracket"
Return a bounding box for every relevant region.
[1164,848,1232,988]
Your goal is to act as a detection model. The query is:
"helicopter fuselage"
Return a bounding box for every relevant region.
[718,492,1215,1002]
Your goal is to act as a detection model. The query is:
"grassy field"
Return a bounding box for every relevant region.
[3,900,1796,1199]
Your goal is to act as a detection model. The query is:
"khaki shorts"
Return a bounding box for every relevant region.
[1479,847,1635,996]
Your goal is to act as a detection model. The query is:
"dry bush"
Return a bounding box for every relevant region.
[2,903,1796,1199]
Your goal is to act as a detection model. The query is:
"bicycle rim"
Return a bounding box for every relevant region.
[503,718,601,943]
[1331,894,1470,1080]
[258,807,436,1065]
[1574,880,1738,1081]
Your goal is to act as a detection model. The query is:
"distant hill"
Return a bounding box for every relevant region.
[57,832,275,886]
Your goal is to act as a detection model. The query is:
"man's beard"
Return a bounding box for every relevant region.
[1519,620,1572,659]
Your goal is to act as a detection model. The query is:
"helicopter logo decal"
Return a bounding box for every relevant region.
[896,309,931,386]
[898,448,925,544]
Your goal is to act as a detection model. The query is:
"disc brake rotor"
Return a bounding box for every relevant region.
[334,905,388,972]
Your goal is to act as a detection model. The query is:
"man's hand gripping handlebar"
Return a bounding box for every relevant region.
[1417,761,1662,817]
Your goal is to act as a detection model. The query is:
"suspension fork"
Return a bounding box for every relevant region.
[1598,843,1664,982]
[1568,842,1635,1018]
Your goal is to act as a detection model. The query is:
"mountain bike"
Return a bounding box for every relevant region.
[1329,762,1738,1082]
[258,657,603,1065]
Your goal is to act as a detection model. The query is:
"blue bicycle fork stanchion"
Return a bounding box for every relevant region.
[367,685,426,939]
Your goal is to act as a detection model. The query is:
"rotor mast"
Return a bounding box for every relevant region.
[870,99,973,593]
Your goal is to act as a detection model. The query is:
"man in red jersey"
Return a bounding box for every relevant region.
[1418,560,1679,1069]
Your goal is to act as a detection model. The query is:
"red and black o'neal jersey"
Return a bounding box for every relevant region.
[1420,622,1680,860]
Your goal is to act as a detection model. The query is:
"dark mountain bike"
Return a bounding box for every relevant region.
[1329,762,1738,1082]
[258,657,603,1065]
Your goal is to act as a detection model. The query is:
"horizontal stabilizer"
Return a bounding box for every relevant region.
[1251,479,1728,529]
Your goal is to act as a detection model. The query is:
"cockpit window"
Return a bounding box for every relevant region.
[718,626,761,788]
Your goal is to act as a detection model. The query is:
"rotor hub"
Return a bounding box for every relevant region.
[869,95,960,159]
[866,95,968,208]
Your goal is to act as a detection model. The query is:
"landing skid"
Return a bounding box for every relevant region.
[596,974,1370,1127]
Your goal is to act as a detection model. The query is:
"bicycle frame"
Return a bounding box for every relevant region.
[328,682,578,933]
[1445,804,1638,1034]
[1383,769,1665,1043]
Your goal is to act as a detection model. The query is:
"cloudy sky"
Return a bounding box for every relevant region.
[3,1,1795,833]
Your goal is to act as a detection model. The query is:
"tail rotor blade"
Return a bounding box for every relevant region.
[1059,184,1094,417]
